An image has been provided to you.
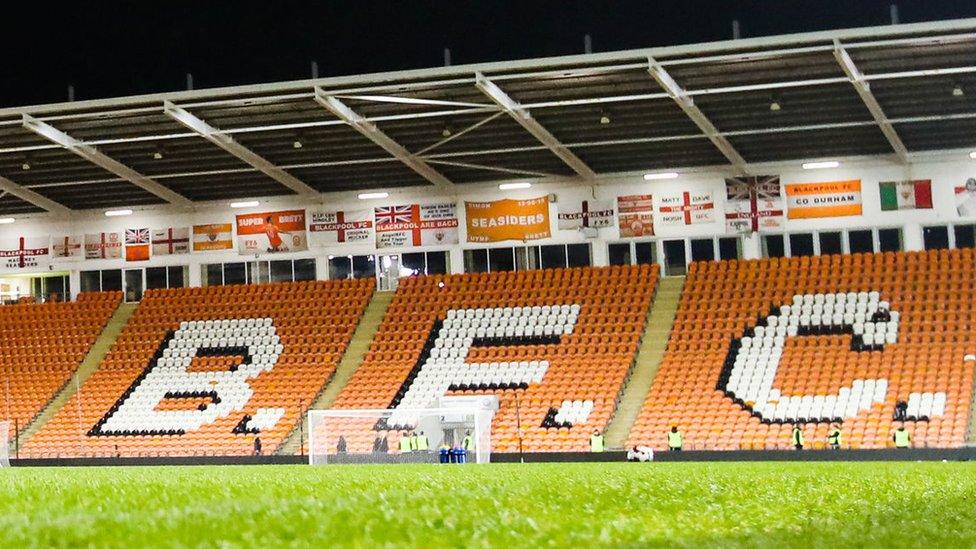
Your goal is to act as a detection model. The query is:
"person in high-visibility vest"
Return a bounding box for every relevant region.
[792,424,804,450]
[398,432,412,453]
[893,426,911,448]
[667,426,683,451]
[590,429,605,452]
[462,431,474,452]
[827,424,842,450]
[415,431,430,452]
[408,431,419,452]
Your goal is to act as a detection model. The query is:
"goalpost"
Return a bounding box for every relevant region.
[309,398,496,465]
[0,421,9,468]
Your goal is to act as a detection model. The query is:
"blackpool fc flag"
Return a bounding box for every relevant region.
[85,232,122,259]
[557,199,613,230]
[0,236,50,270]
[375,203,458,249]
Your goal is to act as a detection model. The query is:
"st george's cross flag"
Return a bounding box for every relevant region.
[725,175,785,233]
[152,227,190,255]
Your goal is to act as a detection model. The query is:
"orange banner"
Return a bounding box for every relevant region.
[235,210,308,254]
[785,180,862,219]
[465,197,551,243]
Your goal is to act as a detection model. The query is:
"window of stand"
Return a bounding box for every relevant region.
[923,223,976,250]
[203,259,316,286]
[464,244,591,273]
[146,266,190,290]
[762,228,903,258]
[609,237,741,270]
[80,269,123,293]
[327,255,376,280]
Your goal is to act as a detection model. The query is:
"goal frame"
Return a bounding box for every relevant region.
[308,407,492,465]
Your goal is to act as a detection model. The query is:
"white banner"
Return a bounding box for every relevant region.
[52,235,84,260]
[657,191,716,226]
[557,199,613,230]
[309,209,374,246]
[0,236,51,271]
[375,203,459,249]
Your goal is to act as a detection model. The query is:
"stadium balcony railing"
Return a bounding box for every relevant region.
[627,248,975,451]
[0,291,122,443]
[330,264,659,454]
[22,279,372,458]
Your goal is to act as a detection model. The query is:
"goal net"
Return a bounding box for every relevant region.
[309,407,493,465]
[0,421,9,468]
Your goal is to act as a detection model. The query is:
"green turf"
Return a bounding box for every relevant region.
[0,462,972,547]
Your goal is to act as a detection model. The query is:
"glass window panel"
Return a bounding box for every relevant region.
[204,264,222,287]
[608,243,631,266]
[401,253,425,276]
[425,251,448,275]
[923,226,950,250]
[167,266,187,288]
[847,229,874,254]
[516,246,541,271]
[878,228,902,252]
[352,255,375,279]
[540,245,567,269]
[689,239,714,262]
[488,248,515,272]
[566,244,591,268]
[270,260,294,283]
[123,270,142,301]
[223,262,246,286]
[80,270,101,293]
[762,234,785,258]
[789,233,815,257]
[953,224,976,249]
[328,257,352,280]
[634,242,656,265]
[818,232,843,256]
[662,240,686,276]
[101,269,123,292]
[146,267,167,290]
[464,249,488,273]
[293,258,316,281]
[718,237,740,261]
[46,276,67,302]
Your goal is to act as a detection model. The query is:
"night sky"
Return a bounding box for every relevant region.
[2,0,974,107]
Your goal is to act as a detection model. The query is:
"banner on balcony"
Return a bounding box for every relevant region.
[235,210,308,254]
[657,190,716,226]
[309,209,374,246]
[464,197,550,243]
[785,180,862,219]
[725,176,785,233]
[617,194,654,238]
[0,236,50,270]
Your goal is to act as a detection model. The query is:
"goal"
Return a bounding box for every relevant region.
[0,421,9,467]
[309,403,494,465]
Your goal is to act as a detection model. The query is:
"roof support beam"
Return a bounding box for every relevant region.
[647,59,749,174]
[475,72,596,179]
[833,41,910,164]
[163,101,320,196]
[21,115,193,207]
[0,175,72,215]
[313,88,454,189]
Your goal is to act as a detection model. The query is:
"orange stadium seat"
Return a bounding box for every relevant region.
[0,291,121,444]
[627,249,976,451]
[328,265,659,454]
[23,279,373,458]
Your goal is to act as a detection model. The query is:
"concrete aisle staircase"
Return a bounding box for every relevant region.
[965,360,976,444]
[12,302,138,453]
[277,290,394,455]
[604,276,685,450]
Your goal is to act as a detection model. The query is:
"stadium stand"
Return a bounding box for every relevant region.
[0,292,121,443]
[329,265,659,453]
[23,279,372,458]
[628,249,976,451]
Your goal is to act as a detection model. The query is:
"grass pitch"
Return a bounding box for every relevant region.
[0,462,973,547]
